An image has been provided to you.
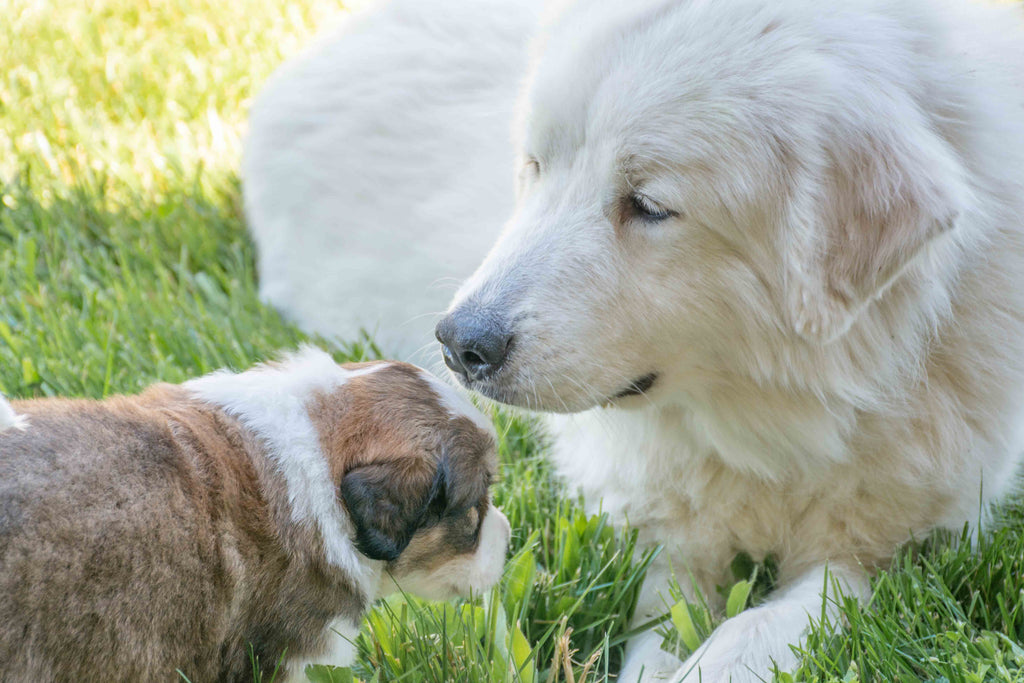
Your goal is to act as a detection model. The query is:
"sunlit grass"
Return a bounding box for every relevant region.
[1,0,346,193]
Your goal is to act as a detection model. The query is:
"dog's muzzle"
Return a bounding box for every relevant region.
[435,306,513,383]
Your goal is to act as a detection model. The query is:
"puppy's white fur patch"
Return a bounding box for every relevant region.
[418,370,497,440]
[0,396,27,433]
[185,347,386,594]
[283,617,360,683]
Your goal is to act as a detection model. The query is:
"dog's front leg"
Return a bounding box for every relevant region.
[671,563,870,683]
[618,560,690,682]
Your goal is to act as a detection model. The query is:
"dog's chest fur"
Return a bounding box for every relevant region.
[549,316,1024,607]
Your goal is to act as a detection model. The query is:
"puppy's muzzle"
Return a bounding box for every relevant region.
[435,306,513,382]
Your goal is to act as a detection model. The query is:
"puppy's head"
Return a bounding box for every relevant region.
[311,362,509,600]
[436,0,970,413]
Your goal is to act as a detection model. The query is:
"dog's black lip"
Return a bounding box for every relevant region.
[612,373,659,399]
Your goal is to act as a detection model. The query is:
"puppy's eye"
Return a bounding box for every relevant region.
[629,193,678,222]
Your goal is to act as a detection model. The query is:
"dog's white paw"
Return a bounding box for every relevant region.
[618,630,685,683]
[673,605,801,683]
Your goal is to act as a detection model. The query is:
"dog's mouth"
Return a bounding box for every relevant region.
[457,371,660,411]
[444,349,659,412]
[611,373,659,400]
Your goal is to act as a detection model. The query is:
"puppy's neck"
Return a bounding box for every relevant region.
[184,347,388,600]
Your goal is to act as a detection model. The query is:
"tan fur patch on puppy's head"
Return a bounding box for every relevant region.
[309,363,503,584]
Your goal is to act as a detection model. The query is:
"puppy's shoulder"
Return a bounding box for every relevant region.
[0,386,255,509]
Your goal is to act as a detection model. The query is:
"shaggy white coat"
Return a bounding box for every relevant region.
[243,0,542,359]
[243,0,1024,680]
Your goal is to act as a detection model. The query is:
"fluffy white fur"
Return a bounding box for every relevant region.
[185,348,386,597]
[243,0,543,360]
[243,0,1024,680]
[418,369,498,438]
[283,618,360,683]
[0,396,26,433]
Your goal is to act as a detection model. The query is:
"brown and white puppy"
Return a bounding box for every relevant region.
[0,348,510,683]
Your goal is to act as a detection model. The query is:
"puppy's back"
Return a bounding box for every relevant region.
[0,391,255,682]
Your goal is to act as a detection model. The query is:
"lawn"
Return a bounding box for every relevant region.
[2,0,1023,681]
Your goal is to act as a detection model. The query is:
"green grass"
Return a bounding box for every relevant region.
[2,0,1024,681]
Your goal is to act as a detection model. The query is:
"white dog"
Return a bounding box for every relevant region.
[244,0,1024,680]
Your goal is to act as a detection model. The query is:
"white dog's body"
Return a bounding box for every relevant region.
[243,0,541,358]
[244,0,1024,680]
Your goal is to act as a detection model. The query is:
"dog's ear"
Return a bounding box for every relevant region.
[785,113,970,343]
[419,443,492,520]
[434,435,492,514]
[339,461,444,562]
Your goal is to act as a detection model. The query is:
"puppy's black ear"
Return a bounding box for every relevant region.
[339,462,444,562]
[436,438,492,513]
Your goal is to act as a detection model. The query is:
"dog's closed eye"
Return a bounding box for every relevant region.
[629,192,679,222]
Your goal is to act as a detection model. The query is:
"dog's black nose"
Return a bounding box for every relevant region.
[435,308,512,381]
